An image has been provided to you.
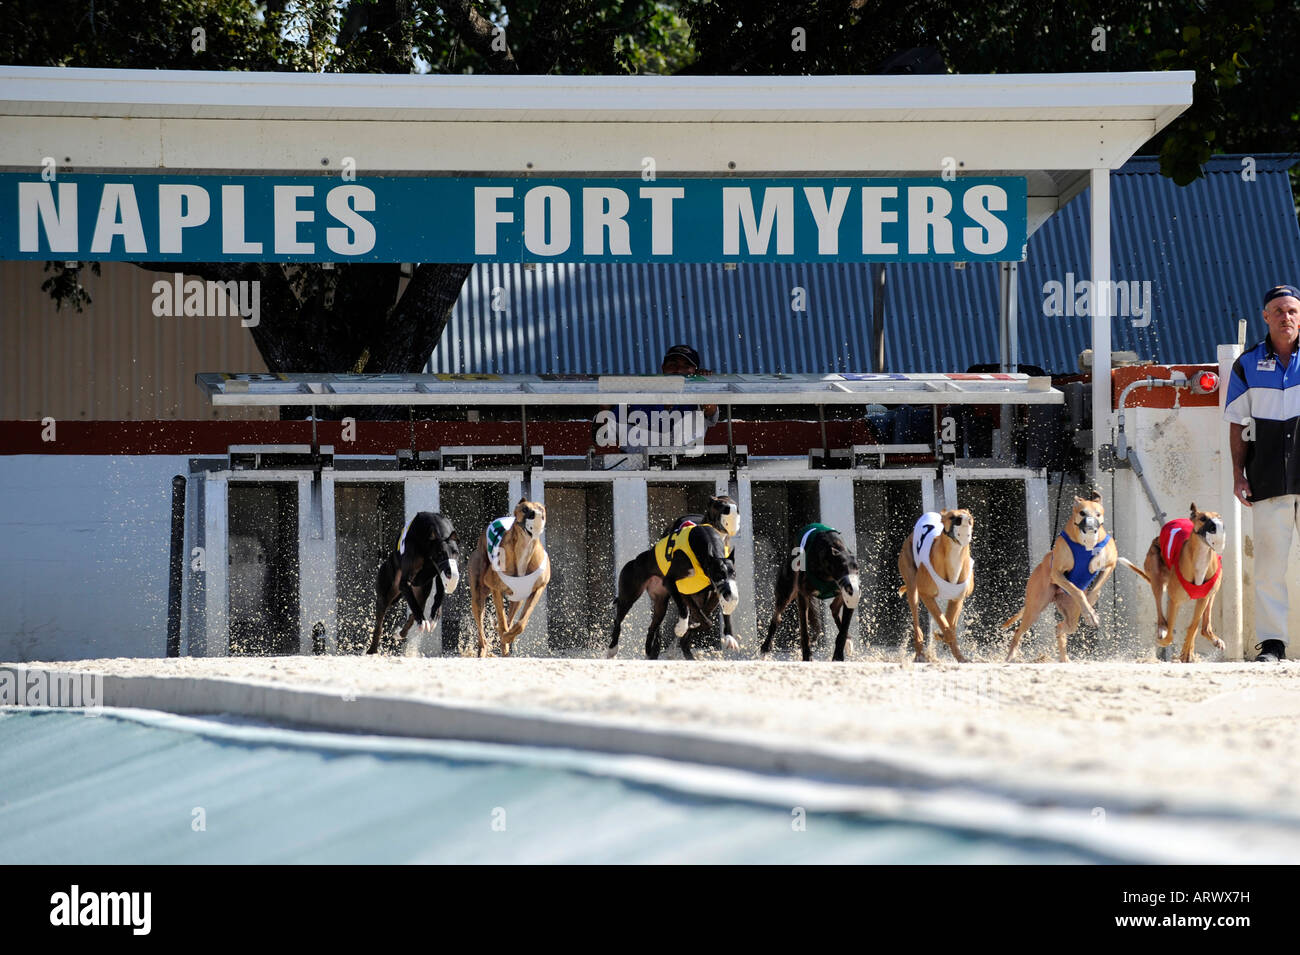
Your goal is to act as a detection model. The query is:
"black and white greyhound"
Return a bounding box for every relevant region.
[607,523,740,660]
[761,525,861,661]
[658,494,741,543]
[369,511,460,655]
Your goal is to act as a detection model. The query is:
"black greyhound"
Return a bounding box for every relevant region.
[761,524,862,661]
[607,523,740,659]
[659,494,740,542]
[369,511,461,654]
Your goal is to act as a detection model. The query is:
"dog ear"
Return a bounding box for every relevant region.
[1084,489,1102,503]
[1189,502,1198,519]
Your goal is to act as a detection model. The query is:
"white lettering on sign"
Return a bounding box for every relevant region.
[803,186,850,255]
[273,185,315,254]
[861,186,898,255]
[475,187,514,255]
[907,187,954,255]
[158,184,211,253]
[722,186,794,255]
[524,186,571,256]
[221,185,262,254]
[962,185,1008,255]
[326,185,377,254]
[9,177,1014,261]
[582,187,631,255]
[640,187,683,255]
[90,184,147,254]
[18,181,78,252]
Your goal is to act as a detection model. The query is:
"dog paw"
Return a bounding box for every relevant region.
[673,617,689,638]
[1156,627,1172,647]
[605,645,618,659]
[844,638,854,657]
[722,635,739,651]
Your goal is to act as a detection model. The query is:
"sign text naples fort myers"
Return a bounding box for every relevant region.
[3,174,1027,264]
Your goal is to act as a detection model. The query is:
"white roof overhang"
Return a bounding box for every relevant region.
[0,66,1193,227]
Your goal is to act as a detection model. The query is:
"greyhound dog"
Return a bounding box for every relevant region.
[466,499,550,657]
[897,509,975,662]
[761,523,861,662]
[1118,503,1226,662]
[659,494,741,544]
[1003,491,1118,662]
[607,523,740,659]
[369,511,460,655]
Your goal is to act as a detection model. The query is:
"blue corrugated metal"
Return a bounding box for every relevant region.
[431,155,1300,375]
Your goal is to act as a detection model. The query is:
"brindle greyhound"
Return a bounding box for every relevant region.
[467,499,550,658]
[607,523,740,659]
[898,509,975,662]
[1117,503,1226,662]
[761,524,861,662]
[1003,491,1119,662]
[369,511,460,655]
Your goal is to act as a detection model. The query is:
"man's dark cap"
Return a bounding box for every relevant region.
[662,344,701,369]
[1263,285,1300,307]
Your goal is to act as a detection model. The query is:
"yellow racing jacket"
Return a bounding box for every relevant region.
[653,524,732,595]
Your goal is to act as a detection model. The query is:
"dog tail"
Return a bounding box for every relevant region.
[1116,557,1151,583]
[1000,607,1025,631]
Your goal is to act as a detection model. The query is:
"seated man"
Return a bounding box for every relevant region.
[594,344,721,467]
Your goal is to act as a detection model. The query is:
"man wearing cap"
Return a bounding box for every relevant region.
[596,345,721,465]
[1224,284,1300,661]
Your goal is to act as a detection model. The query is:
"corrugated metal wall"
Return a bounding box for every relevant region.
[433,155,1300,375]
[0,261,271,420]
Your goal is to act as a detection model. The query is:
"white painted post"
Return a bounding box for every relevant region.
[297,474,336,656]
[1025,470,1050,573]
[611,478,650,657]
[1091,168,1112,476]
[203,472,229,657]
[404,475,440,523]
[1218,343,1245,659]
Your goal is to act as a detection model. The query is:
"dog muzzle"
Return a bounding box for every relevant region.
[440,560,460,594]
[524,518,544,537]
[720,509,739,537]
[1204,526,1226,554]
[719,580,740,615]
[839,574,861,610]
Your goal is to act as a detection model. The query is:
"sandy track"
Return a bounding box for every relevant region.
[36,655,1300,815]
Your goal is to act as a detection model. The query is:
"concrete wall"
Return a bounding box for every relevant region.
[0,455,187,661]
[1109,402,1288,660]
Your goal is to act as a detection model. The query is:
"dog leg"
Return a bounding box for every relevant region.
[369,590,394,655]
[608,559,650,659]
[646,592,669,659]
[504,587,545,647]
[1198,586,1224,653]
[906,586,930,662]
[1179,594,1214,662]
[940,597,967,663]
[470,579,492,659]
[762,570,798,655]
[919,592,955,662]
[491,591,511,657]
[832,598,854,661]
[797,592,813,661]
[1055,595,1083,662]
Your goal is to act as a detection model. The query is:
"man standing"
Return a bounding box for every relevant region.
[1224,284,1300,662]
